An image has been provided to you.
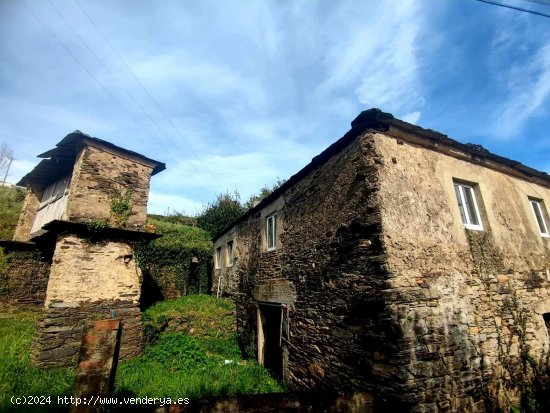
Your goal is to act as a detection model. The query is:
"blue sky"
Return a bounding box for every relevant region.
[1,0,549,215]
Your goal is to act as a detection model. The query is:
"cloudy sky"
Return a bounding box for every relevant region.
[1,0,549,215]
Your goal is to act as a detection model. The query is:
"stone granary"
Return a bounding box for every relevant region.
[11,131,164,367]
[212,109,550,412]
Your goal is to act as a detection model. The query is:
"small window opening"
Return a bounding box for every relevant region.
[544,313,550,338]
[227,241,234,266]
[453,181,484,231]
[529,198,549,238]
[215,247,222,269]
[266,213,277,251]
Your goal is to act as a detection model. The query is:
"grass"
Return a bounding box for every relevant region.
[0,296,283,411]
[0,310,75,412]
[0,186,25,240]
[116,295,284,398]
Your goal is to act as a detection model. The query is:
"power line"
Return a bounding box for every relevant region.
[473,0,550,18]
[521,0,550,8]
[20,0,159,141]
[46,0,215,195]
[74,0,223,190]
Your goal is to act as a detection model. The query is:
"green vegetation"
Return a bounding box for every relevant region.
[244,178,286,209]
[0,296,282,411]
[135,219,213,299]
[0,186,25,240]
[196,191,247,238]
[148,212,198,227]
[117,295,284,398]
[0,311,75,412]
[196,181,286,238]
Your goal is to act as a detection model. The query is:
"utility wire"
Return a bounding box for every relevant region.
[473,0,550,18]
[20,0,166,151]
[46,0,215,195]
[74,0,223,190]
[521,0,550,8]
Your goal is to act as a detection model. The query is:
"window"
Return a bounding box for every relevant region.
[529,198,549,237]
[216,247,222,269]
[39,175,71,209]
[453,181,483,230]
[266,213,277,251]
[227,241,234,266]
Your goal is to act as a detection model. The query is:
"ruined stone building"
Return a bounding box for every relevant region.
[3,131,164,367]
[213,109,550,411]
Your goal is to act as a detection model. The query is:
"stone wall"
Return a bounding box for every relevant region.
[217,131,397,400]
[13,190,41,242]
[33,233,143,367]
[374,131,550,411]
[65,146,153,228]
[32,299,140,368]
[0,246,50,309]
[216,124,550,411]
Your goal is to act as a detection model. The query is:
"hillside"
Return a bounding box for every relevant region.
[0,186,25,240]
[0,296,283,412]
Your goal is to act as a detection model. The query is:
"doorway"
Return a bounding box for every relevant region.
[257,303,283,379]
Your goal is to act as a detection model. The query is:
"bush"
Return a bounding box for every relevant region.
[196,191,246,238]
[134,220,213,304]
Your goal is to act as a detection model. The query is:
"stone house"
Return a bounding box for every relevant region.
[212,109,550,411]
[6,130,164,367]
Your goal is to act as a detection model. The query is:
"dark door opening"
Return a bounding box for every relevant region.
[544,313,550,337]
[258,303,283,379]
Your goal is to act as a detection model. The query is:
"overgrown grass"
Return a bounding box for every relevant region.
[116,295,284,398]
[0,311,75,412]
[0,296,283,411]
[0,186,25,240]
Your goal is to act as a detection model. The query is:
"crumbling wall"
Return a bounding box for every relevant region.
[65,146,153,228]
[229,132,401,403]
[0,246,50,309]
[374,131,550,412]
[33,233,143,367]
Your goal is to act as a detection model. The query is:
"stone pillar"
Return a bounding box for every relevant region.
[13,189,41,242]
[32,224,153,368]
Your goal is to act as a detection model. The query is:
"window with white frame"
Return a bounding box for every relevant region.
[216,247,222,269]
[266,213,277,251]
[529,198,549,237]
[227,241,234,266]
[453,181,484,230]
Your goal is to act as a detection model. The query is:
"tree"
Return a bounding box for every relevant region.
[197,191,247,238]
[0,144,14,184]
[245,178,286,208]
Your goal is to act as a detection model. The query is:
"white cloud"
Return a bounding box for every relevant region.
[317,0,425,114]
[489,44,550,139]
[401,111,422,124]
[148,191,205,216]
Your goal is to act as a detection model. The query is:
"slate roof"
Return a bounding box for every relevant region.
[17,131,165,190]
[213,108,550,241]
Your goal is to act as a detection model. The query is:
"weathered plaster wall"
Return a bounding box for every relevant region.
[224,132,400,401]
[374,131,550,411]
[65,146,153,228]
[13,190,41,242]
[33,233,143,367]
[44,234,141,305]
